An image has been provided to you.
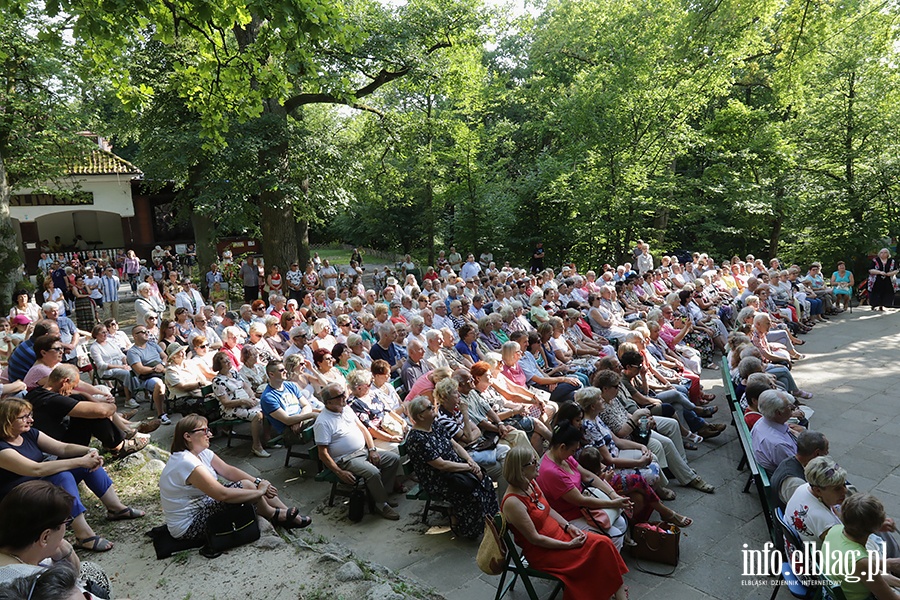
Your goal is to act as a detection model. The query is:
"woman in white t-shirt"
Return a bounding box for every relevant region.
[784,457,894,573]
[159,414,311,541]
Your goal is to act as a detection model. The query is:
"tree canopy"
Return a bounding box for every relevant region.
[2,0,900,279]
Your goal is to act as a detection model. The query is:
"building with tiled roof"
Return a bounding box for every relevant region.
[9,133,154,270]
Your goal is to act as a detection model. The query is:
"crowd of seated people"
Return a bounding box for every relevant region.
[0,242,871,598]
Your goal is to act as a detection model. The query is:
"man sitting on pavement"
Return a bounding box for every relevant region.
[26,364,158,459]
[314,382,401,520]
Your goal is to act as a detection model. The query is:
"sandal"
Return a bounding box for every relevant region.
[75,535,114,552]
[111,436,148,459]
[683,440,699,451]
[793,389,813,400]
[688,477,715,494]
[656,487,676,501]
[700,393,716,402]
[794,339,805,346]
[664,513,693,528]
[271,507,312,530]
[107,506,146,521]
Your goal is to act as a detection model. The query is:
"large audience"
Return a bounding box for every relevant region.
[1,243,898,599]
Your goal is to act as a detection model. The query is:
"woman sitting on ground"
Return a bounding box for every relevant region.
[0,481,111,598]
[405,396,498,539]
[159,415,311,543]
[535,421,631,550]
[211,351,269,458]
[0,399,143,553]
[346,369,407,451]
[502,445,629,600]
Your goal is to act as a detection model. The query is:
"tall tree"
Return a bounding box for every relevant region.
[53,0,483,270]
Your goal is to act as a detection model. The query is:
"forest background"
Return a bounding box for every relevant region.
[1,0,900,305]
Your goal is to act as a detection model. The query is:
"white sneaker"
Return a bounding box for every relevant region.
[124,399,140,409]
[160,414,171,425]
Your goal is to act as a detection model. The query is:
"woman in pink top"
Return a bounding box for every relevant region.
[535,422,631,550]
[404,367,452,403]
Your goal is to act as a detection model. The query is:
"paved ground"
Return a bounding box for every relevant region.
[126,300,900,599]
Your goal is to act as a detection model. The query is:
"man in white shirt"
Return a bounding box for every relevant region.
[320,260,339,291]
[83,267,104,312]
[431,301,451,330]
[188,314,223,349]
[460,255,482,282]
[314,383,401,520]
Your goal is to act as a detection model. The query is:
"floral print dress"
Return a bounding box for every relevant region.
[405,427,499,538]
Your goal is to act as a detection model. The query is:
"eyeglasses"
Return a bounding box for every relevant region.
[49,346,64,353]
[190,427,211,435]
[325,391,348,403]
[59,515,74,528]
[16,413,33,421]
[286,316,296,320]
[198,344,208,349]
[134,330,148,335]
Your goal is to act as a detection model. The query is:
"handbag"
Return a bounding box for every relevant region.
[630,521,681,575]
[580,486,622,534]
[201,503,260,557]
[446,471,481,494]
[476,514,507,575]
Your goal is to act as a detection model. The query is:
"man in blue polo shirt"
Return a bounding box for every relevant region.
[260,360,321,445]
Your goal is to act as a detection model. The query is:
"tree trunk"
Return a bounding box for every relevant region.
[295,219,309,268]
[191,210,218,288]
[260,190,300,271]
[0,151,23,312]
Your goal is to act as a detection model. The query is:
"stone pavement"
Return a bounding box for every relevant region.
[136,307,900,600]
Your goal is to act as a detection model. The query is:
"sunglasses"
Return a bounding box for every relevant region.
[190,427,211,435]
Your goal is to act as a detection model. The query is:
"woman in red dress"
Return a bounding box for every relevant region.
[501,445,628,600]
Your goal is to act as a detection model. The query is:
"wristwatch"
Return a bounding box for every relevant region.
[367,447,376,453]
[254,477,262,486]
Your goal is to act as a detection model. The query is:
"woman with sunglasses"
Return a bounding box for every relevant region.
[405,396,498,538]
[0,481,112,598]
[23,336,112,403]
[502,445,629,600]
[0,399,141,553]
[159,414,311,544]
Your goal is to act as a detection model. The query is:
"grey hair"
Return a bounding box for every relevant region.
[408,396,432,422]
[758,389,791,419]
[424,329,442,344]
[378,323,396,338]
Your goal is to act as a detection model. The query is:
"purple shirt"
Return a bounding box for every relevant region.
[751,417,796,473]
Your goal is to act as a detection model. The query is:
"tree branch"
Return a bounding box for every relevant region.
[283,67,410,114]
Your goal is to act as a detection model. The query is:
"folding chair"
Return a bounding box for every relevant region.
[770,508,816,600]
[494,514,563,600]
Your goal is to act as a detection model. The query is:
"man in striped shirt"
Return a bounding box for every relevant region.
[100,267,120,320]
